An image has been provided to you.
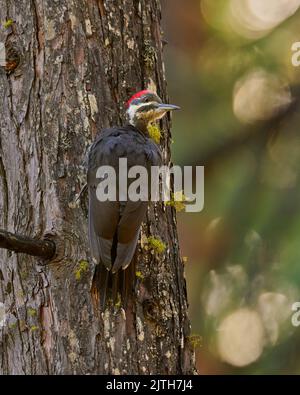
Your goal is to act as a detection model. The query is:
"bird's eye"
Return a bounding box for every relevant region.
[144,97,150,103]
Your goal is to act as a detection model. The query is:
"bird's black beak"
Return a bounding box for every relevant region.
[157,103,181,111]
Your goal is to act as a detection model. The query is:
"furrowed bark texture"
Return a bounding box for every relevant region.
[0,0,195,374]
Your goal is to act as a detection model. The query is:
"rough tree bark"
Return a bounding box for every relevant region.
[0,0,195,374]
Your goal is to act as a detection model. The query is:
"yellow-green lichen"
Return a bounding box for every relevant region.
[27,308,37,317]
[8,322,17,329]
[3,19,13,29]
[147,123,161,144]
[30,325,39,332]
[135,271,144,280]
[165,191,188,212]
[146,236,166,254]
[114,293,122,309]
[74,260,89,280]
[187,334,202,349]
[20,270,29,280]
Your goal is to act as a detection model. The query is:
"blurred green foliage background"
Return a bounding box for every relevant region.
[161,0,300,374]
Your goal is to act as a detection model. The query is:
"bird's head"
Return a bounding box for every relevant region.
[126,90,180,130]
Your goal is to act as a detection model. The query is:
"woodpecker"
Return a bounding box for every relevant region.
[87,90,179,305]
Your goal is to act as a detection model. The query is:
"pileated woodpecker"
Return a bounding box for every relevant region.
[87,90,180,306]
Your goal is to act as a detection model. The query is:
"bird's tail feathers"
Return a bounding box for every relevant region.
[93,260,135,310]
[111,231,140,273]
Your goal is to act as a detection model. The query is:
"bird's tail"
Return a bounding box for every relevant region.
[111,231,140,273]
[92,258,136,310]
[88,197,141,310]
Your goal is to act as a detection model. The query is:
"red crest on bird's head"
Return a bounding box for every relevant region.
[126,90,152,109]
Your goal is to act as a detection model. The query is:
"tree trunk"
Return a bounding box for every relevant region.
[0,0,195,375]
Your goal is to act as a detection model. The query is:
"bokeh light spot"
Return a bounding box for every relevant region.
[233,69,292,124]
[217,308,265,367]
[229,0,300,39]
[257,292,290,345]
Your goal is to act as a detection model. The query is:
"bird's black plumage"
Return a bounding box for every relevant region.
[87,89,180,308]
[87,124,161,306]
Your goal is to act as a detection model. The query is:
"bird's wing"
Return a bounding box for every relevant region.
[87,130,121,270]
[88,187,119,270]
[87,127,162,273]
[111,137,161,272]
[111,200,149,272]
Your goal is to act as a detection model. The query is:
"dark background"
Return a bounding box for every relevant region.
[162,0,300,374]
